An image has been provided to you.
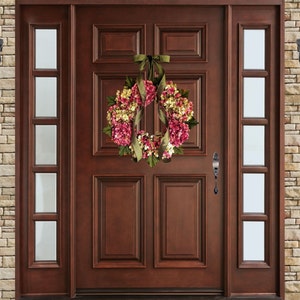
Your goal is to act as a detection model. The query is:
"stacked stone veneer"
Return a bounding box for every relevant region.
[285,1,300,300]
[0,1,300,300]
[0,0,15,300]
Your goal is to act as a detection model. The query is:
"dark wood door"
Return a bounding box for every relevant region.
[76,5,224,294]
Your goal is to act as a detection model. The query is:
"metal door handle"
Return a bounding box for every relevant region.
[212,152,220,194]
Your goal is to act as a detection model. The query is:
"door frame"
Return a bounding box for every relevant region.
[15,0,285,299]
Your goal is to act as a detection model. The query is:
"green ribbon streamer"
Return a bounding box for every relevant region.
[158,129,170,159]
[131,108,143,162]
[132,54,171,161]
[131,134,143,162]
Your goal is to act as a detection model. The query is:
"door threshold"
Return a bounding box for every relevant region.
[74,289,282,300]
[76,288,222,297]
[20,294,282,300]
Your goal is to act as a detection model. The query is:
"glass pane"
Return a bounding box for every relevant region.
[243,125,265,165]
[35,221,57,261]
[35,125,57,165]
[35,29,57,69]
[35,77,57,117]
[243,77,265,118]
[243,173,265,213]
[243,221,265,261]
[35,173,57,213]
[244,29,265,70]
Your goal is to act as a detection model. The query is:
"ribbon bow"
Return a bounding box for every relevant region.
[133,54,170,100]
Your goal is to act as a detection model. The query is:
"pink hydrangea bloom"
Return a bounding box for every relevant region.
[168,119,190,147]
[131,80,156,107]
[112,122,132,146]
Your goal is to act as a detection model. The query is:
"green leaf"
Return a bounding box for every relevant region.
[103,125,112,137]
[158,108,167,124]
[187,116,199,129]
[179,89,189,98]
[153,77,160,86]
[125,76,136,88]
[107,96,116,106]
[174,146,184,155]
[147,155,159,167]
[119,146,131,156]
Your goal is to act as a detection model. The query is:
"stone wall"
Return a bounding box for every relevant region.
[0,1,299,300]
[285,1,300,299]
[0,0,15,300]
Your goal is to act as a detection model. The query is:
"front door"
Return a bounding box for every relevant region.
[75,5,224,295]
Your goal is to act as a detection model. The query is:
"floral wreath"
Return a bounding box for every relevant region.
[103,55,198,167]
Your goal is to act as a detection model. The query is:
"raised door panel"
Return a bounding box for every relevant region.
[93,24,145,63]
[155,24,207,60]
[93,175,145,268]
[154,175,206,268]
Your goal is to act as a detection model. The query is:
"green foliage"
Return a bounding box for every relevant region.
[174,146,184,155]
[187,116,199,129]
[152,76,160,86]
[107,96,116,106]
[179,89,189,98]
[125,76,136,88]
[119,146,131,156]
[103,125,112,137]
[147,155,160,167]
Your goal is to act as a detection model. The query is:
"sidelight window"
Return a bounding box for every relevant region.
[240,27,269,266]
[31,28,60,265]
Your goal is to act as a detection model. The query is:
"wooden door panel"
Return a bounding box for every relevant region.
[154,175,206,268]
[155,24,207,60]
[93,24,145,63]
[76,5,224,293]
[93,175,145,268]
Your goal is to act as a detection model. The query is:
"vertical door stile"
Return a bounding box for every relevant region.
[224,4,232,298]
[69,4,77,298]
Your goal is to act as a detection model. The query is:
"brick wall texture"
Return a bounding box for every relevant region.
[0,1,299,300]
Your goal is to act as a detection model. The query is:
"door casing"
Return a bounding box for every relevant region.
[15,0,285,299]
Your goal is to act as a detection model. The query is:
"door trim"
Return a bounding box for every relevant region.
[15,1,285,299]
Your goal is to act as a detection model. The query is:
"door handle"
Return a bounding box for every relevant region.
[212,152,220,194]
